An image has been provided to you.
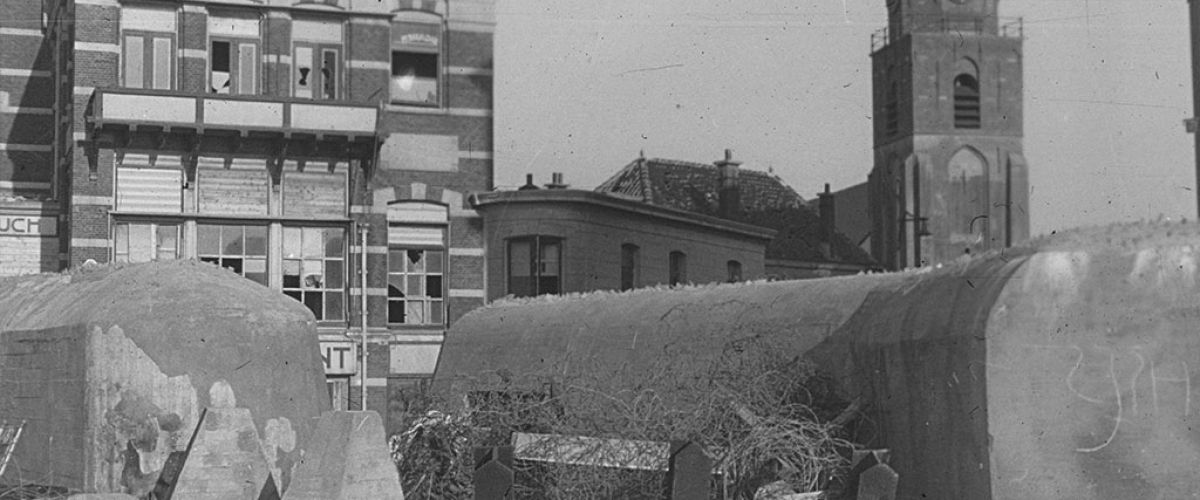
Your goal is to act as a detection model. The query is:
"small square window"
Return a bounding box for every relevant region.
[391,51,439,105]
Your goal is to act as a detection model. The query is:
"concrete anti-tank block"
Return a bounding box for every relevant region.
[170,407,277,500]
[282,411,404,500]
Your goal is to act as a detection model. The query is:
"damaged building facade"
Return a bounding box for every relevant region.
[5,0,495,429]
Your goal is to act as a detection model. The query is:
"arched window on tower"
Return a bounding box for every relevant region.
[953,74,981,129]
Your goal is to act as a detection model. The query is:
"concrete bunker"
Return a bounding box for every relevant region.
[0,260,330,495]
[437,222,1200,499]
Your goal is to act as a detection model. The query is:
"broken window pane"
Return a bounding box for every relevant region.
[245,258,267,285]
[321,49,338,99]
[211,40,231,93]
[283,260,301,288]
[390,51,438,105]
[302,260,323,288]
[407,249,424,273]
[295,46,312,99]
[388,275,405,297]
[221,257,243,275]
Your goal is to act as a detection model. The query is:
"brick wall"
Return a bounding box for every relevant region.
[478,195,769,300]
[0,2,54,199]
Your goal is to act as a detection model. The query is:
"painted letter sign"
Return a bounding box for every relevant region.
[0,215,57,237]
[320,341,358,375]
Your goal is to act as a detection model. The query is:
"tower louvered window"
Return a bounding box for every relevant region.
[954,74,981,129]
[885,82,899,136]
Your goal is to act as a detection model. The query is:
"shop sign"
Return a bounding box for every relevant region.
[320,341,358,375]
[400,33,439,47]
[0,215,56,237]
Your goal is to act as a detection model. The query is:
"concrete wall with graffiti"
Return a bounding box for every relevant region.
[437,221,1200,499]
[0,260,330,495]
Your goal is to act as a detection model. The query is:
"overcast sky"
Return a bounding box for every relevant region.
[492,0,1194,237]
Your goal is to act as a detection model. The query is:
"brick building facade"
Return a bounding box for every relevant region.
[0,1,71,275]
[7,0,494,432]
[472,184,774,300]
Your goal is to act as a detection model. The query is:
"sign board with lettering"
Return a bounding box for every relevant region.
[0,215,57,237]
[320,341,357,375]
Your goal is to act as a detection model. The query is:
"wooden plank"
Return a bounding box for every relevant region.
[116,167,182,213]
[198,169,269,216]
[282,172,346,219]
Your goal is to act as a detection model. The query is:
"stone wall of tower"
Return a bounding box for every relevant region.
[869,5,1029,269]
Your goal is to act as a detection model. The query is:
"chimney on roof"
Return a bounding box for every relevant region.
[518,173,540,191]
[818,183,836,259]
[545,172,569,189]
[715,149,741,219]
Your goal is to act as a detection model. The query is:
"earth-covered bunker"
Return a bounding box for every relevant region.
[437,222,1200,499]
[0,260,330,494]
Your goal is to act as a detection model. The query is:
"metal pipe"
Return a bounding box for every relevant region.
[1191,0,1200,217]
[359,222,369,410]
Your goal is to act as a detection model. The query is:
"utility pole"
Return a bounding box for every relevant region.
[1190,0,1200,217]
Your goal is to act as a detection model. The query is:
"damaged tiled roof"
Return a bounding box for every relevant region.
[596,157,875,266]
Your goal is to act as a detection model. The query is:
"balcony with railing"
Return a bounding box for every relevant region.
[87,88,380,143]
[871,16,1023,53]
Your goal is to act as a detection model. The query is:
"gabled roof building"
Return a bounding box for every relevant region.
[596,152,877,279]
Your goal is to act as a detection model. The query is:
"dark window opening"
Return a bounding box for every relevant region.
[211,41,231,93]
[508,236,561,297]
[620,243,639,291]
[391,51,439,105]
[669,251,688,286]
[954,74,981,129]
[727,260,743,283]
[321,49,338,99]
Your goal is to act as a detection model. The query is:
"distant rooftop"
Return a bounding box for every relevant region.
[595,156,875,267]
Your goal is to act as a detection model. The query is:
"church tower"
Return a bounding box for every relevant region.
[868,0,1029,269]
